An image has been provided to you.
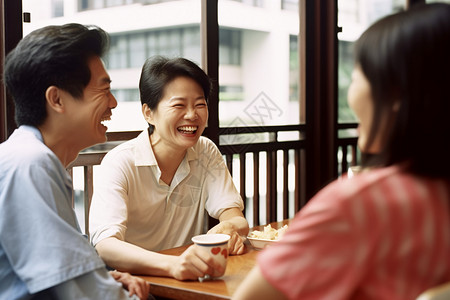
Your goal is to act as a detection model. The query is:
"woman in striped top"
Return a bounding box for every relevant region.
[233,3,450,300]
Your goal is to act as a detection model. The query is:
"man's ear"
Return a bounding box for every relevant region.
[142,103,154,125]
[45,86,65,114]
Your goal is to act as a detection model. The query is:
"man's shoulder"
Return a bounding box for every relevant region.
[0,133,54,170]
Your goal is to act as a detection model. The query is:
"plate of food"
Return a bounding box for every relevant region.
[247,224,288,250]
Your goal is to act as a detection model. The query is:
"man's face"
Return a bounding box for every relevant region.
[63,56,117,150]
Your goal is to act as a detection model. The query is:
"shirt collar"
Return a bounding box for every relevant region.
[134,130,157,166]
[134,130,199,166]
[18,125,44,143]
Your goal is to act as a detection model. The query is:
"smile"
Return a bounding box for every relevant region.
[177,125,198,134]
[100,114,112,126]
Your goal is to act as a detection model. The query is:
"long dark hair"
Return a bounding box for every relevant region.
[354,3,450,178]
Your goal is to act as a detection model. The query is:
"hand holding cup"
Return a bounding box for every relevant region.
[191,233,230,279]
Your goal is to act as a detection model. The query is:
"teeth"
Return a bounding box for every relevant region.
[101,115,111,122]
[178,126,197,132]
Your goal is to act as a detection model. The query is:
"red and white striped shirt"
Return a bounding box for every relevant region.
[258,165,450,300]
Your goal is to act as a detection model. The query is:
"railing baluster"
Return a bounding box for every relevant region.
[272,151,277,222]
[283,150,289,220]
[294,149,300,213]
[226,154,233,174]
[299,148,307,209]
[253,152,260,226]
[341,145,348,175]
[266,150,277,223]
[84,165,94,237]
[239,153,246,214]
[351,144,358,166]
[67,167,74,208]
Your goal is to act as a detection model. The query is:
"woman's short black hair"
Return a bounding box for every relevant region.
[4,23,109,127]
[354,3,450,177]
[139,56,212,135]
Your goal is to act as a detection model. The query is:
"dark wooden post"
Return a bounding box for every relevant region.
[1,0,22,142]
[301,0,338,201]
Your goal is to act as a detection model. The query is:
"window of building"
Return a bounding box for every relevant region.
[219,85,244,102]
[106,27,203,71]
[230,0,264,7]
[337,0,405,125]
[105,26,240,73]
[289,35,299,102]
[282,0,298,11]
[108,35,128,69]
[128,33,147,68]
[78,0,183,11]
[218,0,300,127]
[182,27,201,63]
[93,0,105,9]
[219,29,241,66]
[52,0,64,17]
[111,88,140,102]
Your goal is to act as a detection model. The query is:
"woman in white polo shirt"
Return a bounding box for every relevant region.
[89,56,249,280]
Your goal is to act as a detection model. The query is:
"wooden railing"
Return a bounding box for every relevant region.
[67,131,140,235]
[217,124,306,227]
[68,127,358,233]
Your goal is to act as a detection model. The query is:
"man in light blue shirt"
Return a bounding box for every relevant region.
[0,23,150,299]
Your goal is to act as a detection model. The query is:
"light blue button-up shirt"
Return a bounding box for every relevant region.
[0,126,136,299]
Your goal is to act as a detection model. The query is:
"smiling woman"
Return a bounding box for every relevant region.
[88,56,249,281]
[142,75,209,156]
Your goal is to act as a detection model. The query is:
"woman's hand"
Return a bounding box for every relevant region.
[208,221,246,255]
[109,270,150,300]
[169,244,224,280]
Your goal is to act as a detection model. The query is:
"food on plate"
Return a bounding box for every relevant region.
[248,224,288,240]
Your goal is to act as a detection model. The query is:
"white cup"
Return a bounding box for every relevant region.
[347,165,362,179]
[191,233,230,279]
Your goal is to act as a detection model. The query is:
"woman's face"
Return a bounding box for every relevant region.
[143,76,208,152]
[347,66,388,154]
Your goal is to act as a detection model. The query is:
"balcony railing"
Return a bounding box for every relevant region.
[68,126,358,234]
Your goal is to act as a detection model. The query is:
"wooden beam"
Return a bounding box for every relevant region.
[301,0,338,200]
[201,0,219,145]
[0,0,6,142]
[1,0,22,141]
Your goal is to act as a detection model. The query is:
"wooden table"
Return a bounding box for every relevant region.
[139,220,291,300]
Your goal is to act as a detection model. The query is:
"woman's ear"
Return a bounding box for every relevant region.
[45,86,65,114]
[142,103,154,125]
[392,101,401,112]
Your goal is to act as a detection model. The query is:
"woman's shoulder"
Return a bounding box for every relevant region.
[197,136,215,145]
[101,135,140,164]
[194,136,220,151]
[312,166,402,203]
[312,165,446,209]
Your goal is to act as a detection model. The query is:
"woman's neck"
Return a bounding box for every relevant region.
[150,134,187,185]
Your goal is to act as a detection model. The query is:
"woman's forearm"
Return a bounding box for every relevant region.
[95,237,176,277]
